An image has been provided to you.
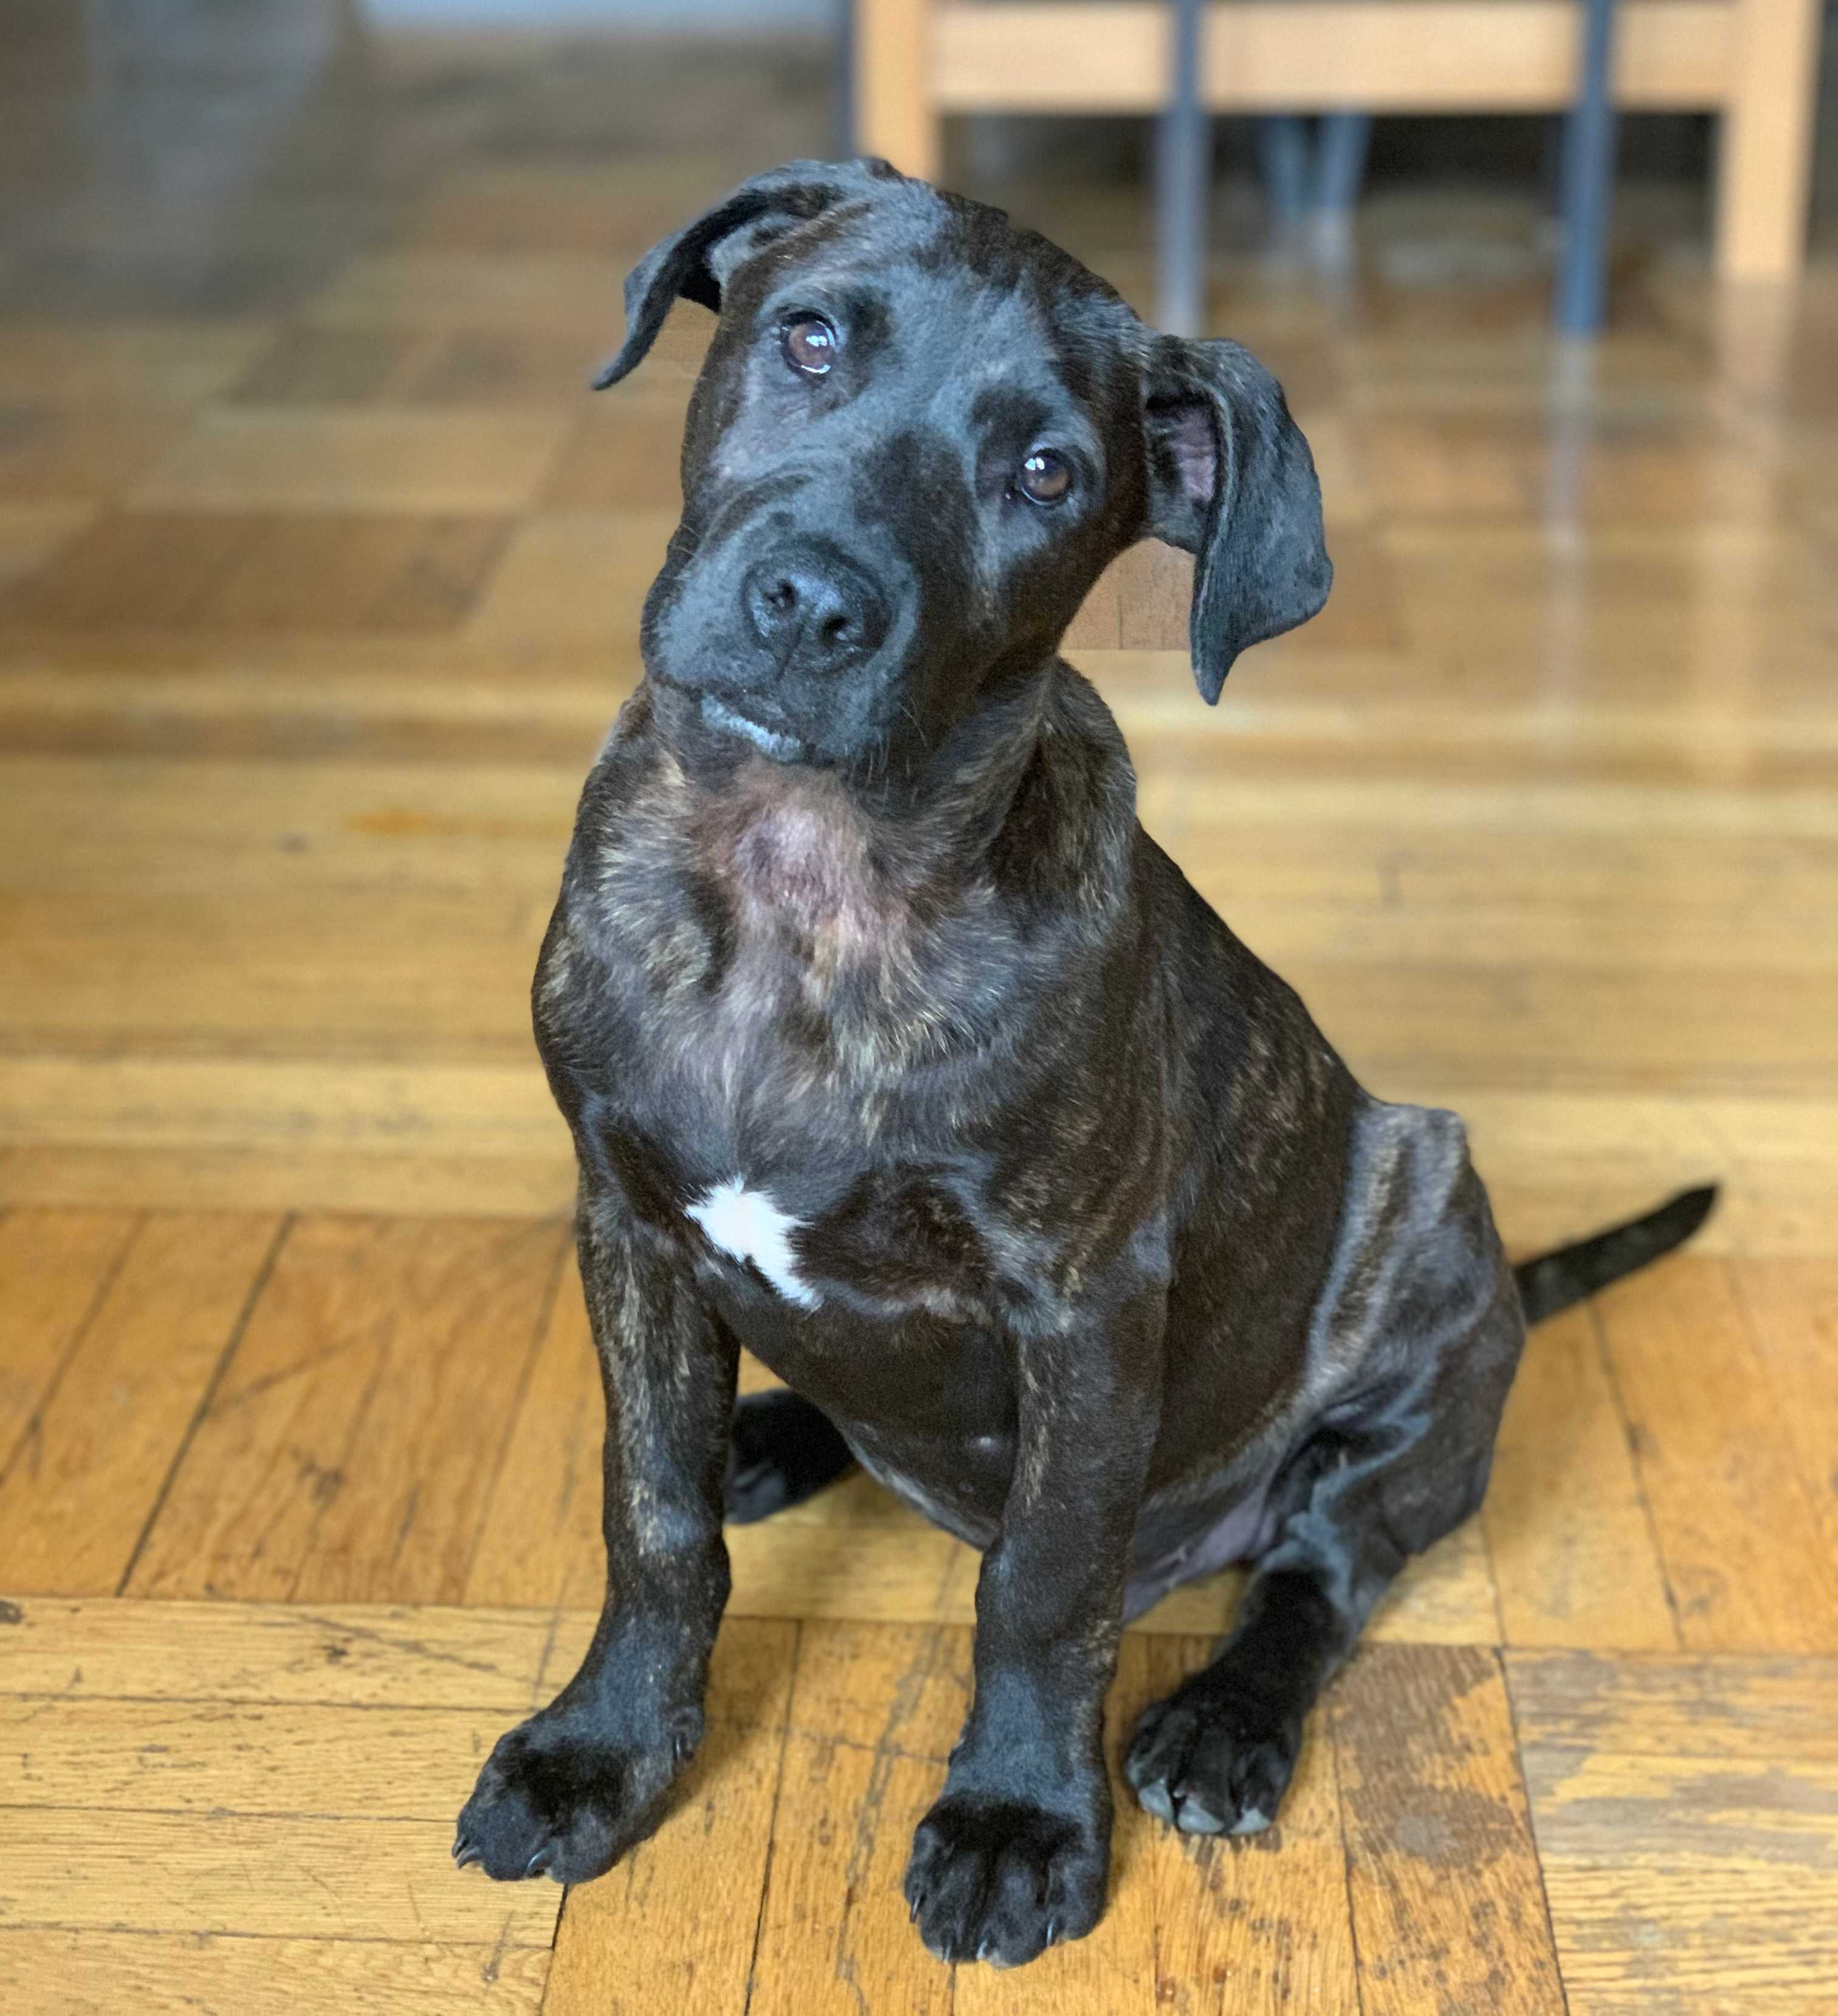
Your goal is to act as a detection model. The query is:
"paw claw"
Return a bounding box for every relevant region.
[1126,1686,1302,1840]
[1134,1778,1175,1826]
[1174,1789,1228,1835]
[456,1707,686,1887]
[903,1792,1104,1971]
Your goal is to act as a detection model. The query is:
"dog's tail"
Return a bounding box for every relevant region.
[1513,1184,1718,1327]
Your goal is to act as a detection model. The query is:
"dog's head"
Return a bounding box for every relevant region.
[600,159,1330,771]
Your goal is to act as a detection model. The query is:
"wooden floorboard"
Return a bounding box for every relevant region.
[4,9,1837,2012]
[122,1215,568,1605]
[0,1210,281,1597]
[13,1601,1838,2012]
[1597,1258,1838,1653]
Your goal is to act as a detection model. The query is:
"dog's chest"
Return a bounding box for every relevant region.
[571,759,1014,1319]
[676,1155,995,1323]
[684,1178,820,1308]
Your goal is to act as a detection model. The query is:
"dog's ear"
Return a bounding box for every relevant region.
[591,158,893,390]
[1141,336,1332,702]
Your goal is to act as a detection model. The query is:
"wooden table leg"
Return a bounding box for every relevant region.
[1713,0,1823,281]
[855,0,940,181]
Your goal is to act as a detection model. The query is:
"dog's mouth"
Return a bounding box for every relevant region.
[700,692,810,764]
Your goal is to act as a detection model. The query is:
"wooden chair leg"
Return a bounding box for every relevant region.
[1713,0,1822,281]
[854,0,939,181]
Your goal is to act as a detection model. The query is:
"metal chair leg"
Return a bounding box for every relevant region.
[1315,111,1372,213]
[1258,116,1312,226]
[1555,0,1618,334]
[1157,0,1209,337]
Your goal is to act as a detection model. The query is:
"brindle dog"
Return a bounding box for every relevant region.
[453,158,1713,1967]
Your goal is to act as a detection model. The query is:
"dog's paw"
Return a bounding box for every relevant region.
[453,1706,695,1884]
[724,1387,855,1525]
[903,1794,1107,1967]
[1124,1686,1301,1837]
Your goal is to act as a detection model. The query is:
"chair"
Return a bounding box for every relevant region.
[855,0,1825,325]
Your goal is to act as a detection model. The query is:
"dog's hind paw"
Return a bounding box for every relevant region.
[1124,1688,1301,1837]
[724,1387,855,1524]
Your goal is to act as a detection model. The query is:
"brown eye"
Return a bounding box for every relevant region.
[1017,449,1072,506]
[782,314,838,376]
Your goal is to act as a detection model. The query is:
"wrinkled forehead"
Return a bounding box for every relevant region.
[723,186,1140,428]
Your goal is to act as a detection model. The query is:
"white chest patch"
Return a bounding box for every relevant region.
[687,1178,820,1308]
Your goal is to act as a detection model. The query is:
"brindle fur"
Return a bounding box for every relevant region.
[455,159,1713,1967]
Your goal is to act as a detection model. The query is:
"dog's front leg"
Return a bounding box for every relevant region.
[456,1187,737,1883]
[904,1286,1164,1967]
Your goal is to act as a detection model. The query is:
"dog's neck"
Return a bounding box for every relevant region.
[582,662,1134,1048]
[647,665,1059,897]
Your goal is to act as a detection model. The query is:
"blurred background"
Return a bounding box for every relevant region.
[2,5,1837,2015]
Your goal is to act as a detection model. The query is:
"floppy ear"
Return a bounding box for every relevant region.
[1142,337,1332,702]
[591,157,894,390]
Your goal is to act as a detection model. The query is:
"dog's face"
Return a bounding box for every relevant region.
[598,160,1331,774]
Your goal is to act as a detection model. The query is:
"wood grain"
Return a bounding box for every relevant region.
[1483,1302,1679,1650]
[0,1597,556,1709]
[0,1809,559,1945]
[0,1931,550,2016]
[747,1620,966,2016]
[1597,1257,1838,1652]
[1332,1644,1566,2016]
[463,1264,605,1610]
[0,1211,280,1595]
[926,1,1747,114]
[2,1693,522,1817]
[0,1209,139,1471]
[1506,1648,1838,1765]
[1520,1719,1838,2012]
[124,1215,567,1603]
[129,408,571,515]
[207,514,509,632]
[1729,1258,1838,1573]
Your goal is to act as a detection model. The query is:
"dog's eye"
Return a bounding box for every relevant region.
[781,314,839,377]
[1016,449,1072,506]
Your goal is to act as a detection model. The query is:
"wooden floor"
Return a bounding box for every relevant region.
[4,13,1838,2015]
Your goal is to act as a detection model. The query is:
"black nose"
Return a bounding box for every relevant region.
[742,543,890,673]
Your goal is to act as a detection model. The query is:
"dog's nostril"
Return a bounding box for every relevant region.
[743,554,880,665]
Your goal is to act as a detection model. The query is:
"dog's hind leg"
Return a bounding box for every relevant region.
[1130,1103,1528,1837]
[724,1387,856,1523]
[1129,1173,1721,1834]
[1125,1555,1360,1835]
[1126,1279,1523,1837]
